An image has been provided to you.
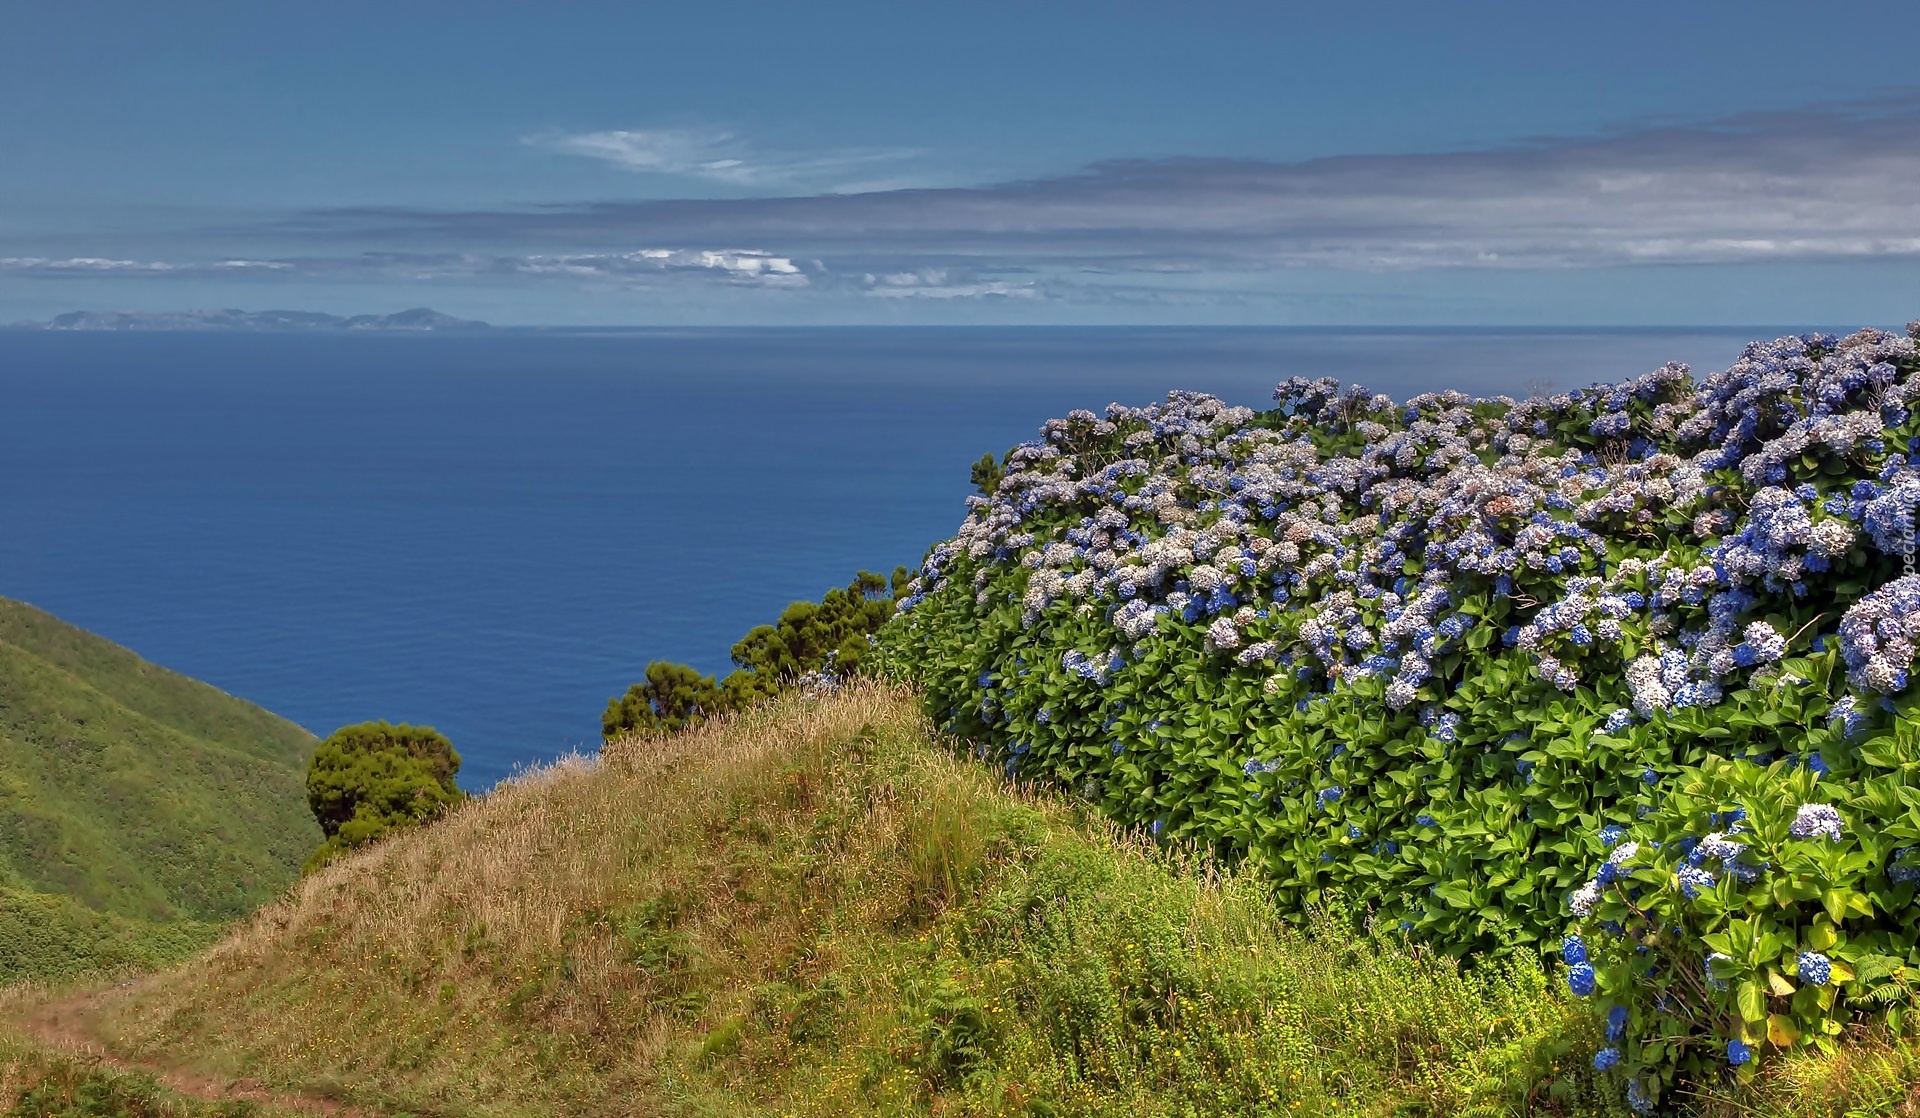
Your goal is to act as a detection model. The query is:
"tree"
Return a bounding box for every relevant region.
[969,452,1005,497]
[721,571,896,707]
[304,721,464,870]
[602,660,731,740]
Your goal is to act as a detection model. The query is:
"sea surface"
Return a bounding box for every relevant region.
[0,326,1813,788]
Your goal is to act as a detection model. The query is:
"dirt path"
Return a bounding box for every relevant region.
[16,986,378,1118]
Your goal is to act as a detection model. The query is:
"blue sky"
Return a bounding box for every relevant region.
[6,1,1920,325]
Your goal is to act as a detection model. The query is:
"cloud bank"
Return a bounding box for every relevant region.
[362,96,1920,275]
[16,95,1920,315]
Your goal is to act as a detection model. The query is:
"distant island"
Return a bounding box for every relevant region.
[15,307,490,332]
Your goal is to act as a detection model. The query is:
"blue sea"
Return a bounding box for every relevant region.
[0,326,1802,788]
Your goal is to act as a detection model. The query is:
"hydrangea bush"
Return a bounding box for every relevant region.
[874,325,1920,1109]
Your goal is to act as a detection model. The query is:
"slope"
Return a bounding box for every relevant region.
[0,597,319,981]
[14,684,1906,1117]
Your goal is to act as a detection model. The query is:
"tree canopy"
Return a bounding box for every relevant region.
[304,721,464,870]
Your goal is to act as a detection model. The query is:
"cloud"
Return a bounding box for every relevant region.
[0,256,291,276]
[526,126,921,191]
[19,94,1920,318]
[332,94,1920,276]
[862,269,1036,299]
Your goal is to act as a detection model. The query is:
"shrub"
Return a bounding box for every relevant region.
[602,660,731,738]
[304,721,464,869]
[602,570,910,739]
[875,325,1920,1109]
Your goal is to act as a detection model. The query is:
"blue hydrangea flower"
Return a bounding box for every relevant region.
[1677,865,1716,899]
[1593,1047,1621,1071]
[1567,962,1597,997]
[1727,1039,1752,1066]
[1605,1004,1627,1043]
[1798,951,1831,987]
[1561,935,1589,967]
[1789,803,1844,842]
[1626,1078,1653,1114]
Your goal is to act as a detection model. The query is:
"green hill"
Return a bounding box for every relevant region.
[7,686,1905,1117]
[0,597,319,982]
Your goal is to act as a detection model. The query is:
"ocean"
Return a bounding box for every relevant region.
[0,325,1801,788]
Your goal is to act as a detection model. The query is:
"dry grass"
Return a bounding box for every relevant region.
[6,681,1909,1117]
[65,683,985,1115]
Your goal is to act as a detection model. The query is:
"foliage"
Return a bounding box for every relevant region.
[62,687,1652,1117]
[874,325,1920,1109]
[601,661,729,737]
[0,1042,276,1117]
[302,721,463,870]
[0,887,219,987]
[0,596,314,981]
[601,569,911,740]
[1566,725,1920,1109]
[970,452,1005,498]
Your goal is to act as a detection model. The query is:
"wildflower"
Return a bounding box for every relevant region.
[1789,803,1844,842]
[1798,952,1831,987]
[1593,1047,1621,1071]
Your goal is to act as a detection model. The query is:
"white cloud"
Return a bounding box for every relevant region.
[0,256,291,276]
[515,248,810,286]
[862,269,1035,299]
[527,126,921,192]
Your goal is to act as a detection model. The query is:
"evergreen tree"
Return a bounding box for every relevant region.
[304,722,464,870]
[602,660,731,738]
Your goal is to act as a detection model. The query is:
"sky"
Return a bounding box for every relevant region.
[6,1,1920,326]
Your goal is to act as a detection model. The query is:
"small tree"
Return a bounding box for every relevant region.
[969,452,1004,497]
[721,571,896,706]
[304,721,464,870]
[602,660,731,740]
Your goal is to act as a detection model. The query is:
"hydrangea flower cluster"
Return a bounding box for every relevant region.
[878,324,1920,1111]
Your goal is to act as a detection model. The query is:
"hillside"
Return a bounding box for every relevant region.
[5,685,1908,1117]
[0,597,319,982]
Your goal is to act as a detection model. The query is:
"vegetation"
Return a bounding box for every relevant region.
[600,661,729,738]
[0,1026,306,1117]
[601,569,910,739]
[876,326,1920,1109]
[0,597,316,984]
[303,721,464,871]
[7,686,1908,1116]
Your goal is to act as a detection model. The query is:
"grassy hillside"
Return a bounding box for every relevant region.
[0,597,319,982]
[12,685,1909,1117]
